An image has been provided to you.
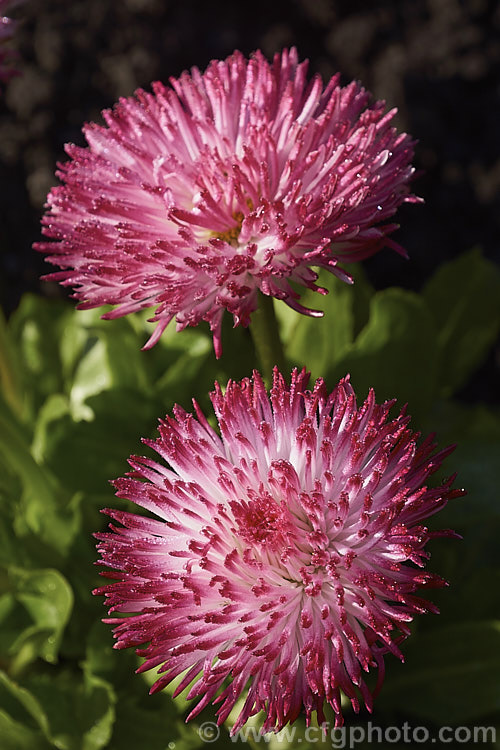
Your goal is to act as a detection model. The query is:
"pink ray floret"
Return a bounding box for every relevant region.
[94,369,463,733]
[36,48,420,356]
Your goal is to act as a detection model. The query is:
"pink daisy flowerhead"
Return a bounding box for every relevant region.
[37,48,420,357]
[94,368,462,733]
[0,0,22,87]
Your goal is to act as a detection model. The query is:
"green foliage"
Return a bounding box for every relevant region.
[0,670,115,750]
[330,288,437,420]
[280,250,500,426]
[0,249,499,747]
[0,567,73,673]
[423,248,500,396]
[277,264,373,382]
[378,621,500,723]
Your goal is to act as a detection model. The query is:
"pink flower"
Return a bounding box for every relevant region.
[0,0,22,86]
[94,369,462,733]
[37,48,419,357]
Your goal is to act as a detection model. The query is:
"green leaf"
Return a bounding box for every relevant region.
[423,401,500,526]
[155,330,213,401]
[69,338,114,421]
[68,318,151,420]
[96,318,151,392]
[7,295,73,418]
[31,671,116,750]
[31,394,73,463]
[83,619,140,687]
[277,266,373,378]
[0,712,51,750]
[0,396,55,509]
[35,389,161,495]
[0,669,116,750]
[108,696,196,750]
[60,310,150,391]
[0,567,73,671]
[151,319,250,414]
[79,674,117,750]
[331,288,438,422]
[423,248,500,396]
[0,396,81,559]
[0,672,52,750]
[8,297,155,421]
[84,621,192,750]
[379,621,500,723]
[15,488,83,562]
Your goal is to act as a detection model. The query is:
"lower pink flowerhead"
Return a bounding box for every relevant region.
[36,48,420,356]
[94,369,462,733]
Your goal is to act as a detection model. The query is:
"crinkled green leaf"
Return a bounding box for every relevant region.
[31,319,252,497]
[423,401,500,525]
[69,338,114,421]
[0,395,81,558]
[30,671,116,750]
[34,389,161,494]
[0,396,54,508]
[153,317,257,413]
[84,621,191,750]
[155,329,213,402]
[379,621,500,723]
[31,394,72,463]
[68,318,151,420]
[0,712,52,750]
[330,288,438,421]
[279,278,438,420]
[8,297,155,419]
[277,266,373,378]
[7,295,72,417]
[0,567,73,670]
[14,488,83,561]
[109,697,196,750]
[96,317,151,392]
[0,671,53,750]
[83,619,140,687]
[58,313,90,386]
[423,248,500,396]
[62,309,149,388]
[0,669,116,750]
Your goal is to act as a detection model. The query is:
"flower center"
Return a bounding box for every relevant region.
[211,199,254,247]
[212,211,244,247]
[232,492,289,547]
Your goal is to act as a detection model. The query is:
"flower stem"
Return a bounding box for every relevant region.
[249,293,287,384]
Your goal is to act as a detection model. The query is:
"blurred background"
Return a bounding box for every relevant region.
[0,2,499,749]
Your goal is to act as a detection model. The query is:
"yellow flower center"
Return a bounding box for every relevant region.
[213,211,244,246]
[212,200,253,246]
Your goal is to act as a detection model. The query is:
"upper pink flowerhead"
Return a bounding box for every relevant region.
[37,48,419,356]
[95,369,462,733]
[0,0,22,86]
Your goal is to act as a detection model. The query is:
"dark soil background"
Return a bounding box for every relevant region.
[1,0,499,398]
